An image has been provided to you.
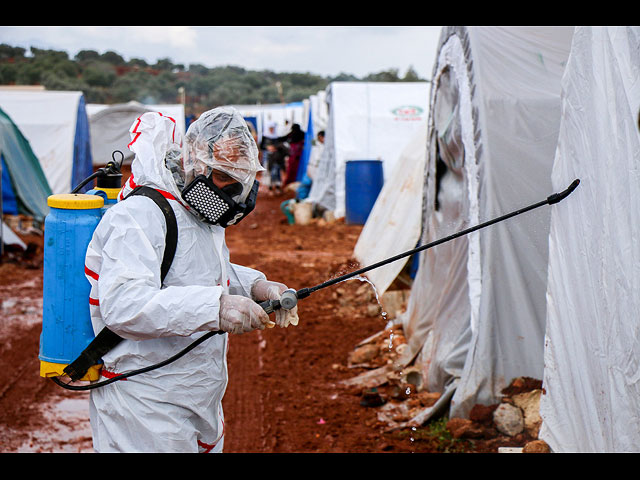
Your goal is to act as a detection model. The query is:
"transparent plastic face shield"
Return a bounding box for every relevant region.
[183,107,264,201]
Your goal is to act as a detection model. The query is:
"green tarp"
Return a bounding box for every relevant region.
[0,107,51,222]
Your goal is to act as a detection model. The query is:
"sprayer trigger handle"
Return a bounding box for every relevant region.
[259,299,280,315]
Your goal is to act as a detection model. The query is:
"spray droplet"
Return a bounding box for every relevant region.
[337,274,388,323]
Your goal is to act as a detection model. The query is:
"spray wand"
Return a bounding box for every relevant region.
[258,179,580,314]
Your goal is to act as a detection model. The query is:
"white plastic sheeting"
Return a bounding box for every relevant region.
[308,90,329,136]
[540,26,640,453]
[87,102,186,166]
[306,82,429,219]
[0,90,89,195]
[352,127,427,295]
[397,26,574,423]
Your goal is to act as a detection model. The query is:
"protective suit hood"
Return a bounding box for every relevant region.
[123,112,184,200]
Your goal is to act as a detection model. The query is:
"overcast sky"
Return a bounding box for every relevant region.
[0,26,443,80]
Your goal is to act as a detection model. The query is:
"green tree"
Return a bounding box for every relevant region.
[82,62,117,88]
[101,50,126,66]
[75,49,101,64]
[403,66,422,81]
[0,44,26,60]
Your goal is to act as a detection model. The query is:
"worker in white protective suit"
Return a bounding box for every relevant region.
[84,107,299,453]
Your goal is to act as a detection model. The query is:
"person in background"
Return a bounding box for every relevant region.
[305,130,325,182]
[266,140,288,195]
[259,121,279,188]
[282,123,305,186]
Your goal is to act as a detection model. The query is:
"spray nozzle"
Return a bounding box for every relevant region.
[259,288,298,314]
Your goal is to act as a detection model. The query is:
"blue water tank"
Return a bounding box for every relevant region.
[39,193,104,379]
[345,160,384,224]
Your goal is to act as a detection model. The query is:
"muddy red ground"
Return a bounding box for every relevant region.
[0,173,540,454]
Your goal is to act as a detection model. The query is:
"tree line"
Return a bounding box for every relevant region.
[0,44,425,116]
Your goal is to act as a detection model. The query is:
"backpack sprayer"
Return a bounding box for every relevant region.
[43,168,579,391]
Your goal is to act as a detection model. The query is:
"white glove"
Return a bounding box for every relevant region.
[252,279,300,328]
[219,294,271,334]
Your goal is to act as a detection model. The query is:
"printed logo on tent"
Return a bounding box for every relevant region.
[391,105,424,122]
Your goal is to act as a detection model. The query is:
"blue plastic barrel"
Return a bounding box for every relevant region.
[345,160,384,224]
[39,193,104,379]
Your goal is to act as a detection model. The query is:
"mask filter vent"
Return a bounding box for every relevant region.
[182,179,231,224]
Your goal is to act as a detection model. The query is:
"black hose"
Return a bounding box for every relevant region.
[70,150,125,194]
[50,330,225,391]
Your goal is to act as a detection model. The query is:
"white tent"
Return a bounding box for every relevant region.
[306,81,430,219]
[307,90,329,135]
[377,26,575,424]
[352,127,427,295]
[539,26,640,453]
[87,102,186,166]
[0,89,93,195]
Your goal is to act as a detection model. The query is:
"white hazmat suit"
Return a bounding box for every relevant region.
[84,108,297,452]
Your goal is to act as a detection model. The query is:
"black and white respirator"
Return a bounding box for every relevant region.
[181,173,259,228]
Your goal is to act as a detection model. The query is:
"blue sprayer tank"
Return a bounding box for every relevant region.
[345,160,384,225]
[39,180,121,382]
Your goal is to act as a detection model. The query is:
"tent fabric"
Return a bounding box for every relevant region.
[72,95,93,191]
[0,90,93,195]
[87,102,153,165]
[87,102,186,166]
[306,82,430,219]
[394,26,574,423]
[2,156,18,215]
[0,107,52,221]
[298,105,315,183]
[2,220,27,249]
[352,126,427,295]
[297,90,329,192]
[539,26,640,453]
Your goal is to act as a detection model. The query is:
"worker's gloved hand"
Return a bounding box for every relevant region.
[219,294,271,334]
[252,279,300,328]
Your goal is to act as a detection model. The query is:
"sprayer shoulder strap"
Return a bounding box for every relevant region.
[63,186,178,382]
[125,186,179,282]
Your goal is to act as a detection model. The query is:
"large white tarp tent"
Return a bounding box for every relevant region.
[539,26,640,453]
[386,26,575,424]
[0,89,93,195]
[87,101,186,166]
[297,90,330,185]
[306,81,429,219]
[352,127,427,295]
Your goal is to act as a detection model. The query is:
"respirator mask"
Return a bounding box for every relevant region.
[180,107,264,228]
[182,172,259,228]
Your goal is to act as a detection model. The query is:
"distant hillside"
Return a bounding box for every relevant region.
[0,44,424,116]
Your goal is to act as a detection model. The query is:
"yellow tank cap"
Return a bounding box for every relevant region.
[40,360,102,382]
[94,187,121,200]
[47,193,105,210]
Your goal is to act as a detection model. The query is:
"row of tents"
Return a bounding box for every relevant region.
[344,26,640,453]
